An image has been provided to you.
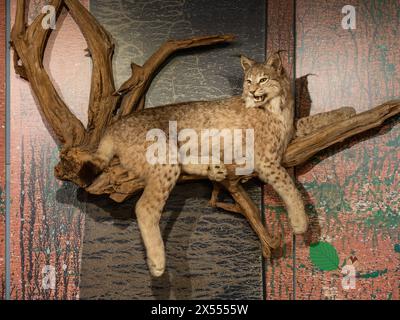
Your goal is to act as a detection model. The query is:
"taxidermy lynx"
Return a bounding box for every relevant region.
[84,52,354,277]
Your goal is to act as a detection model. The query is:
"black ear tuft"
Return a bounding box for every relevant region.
[240,55,256,72]
[266,50,285,73]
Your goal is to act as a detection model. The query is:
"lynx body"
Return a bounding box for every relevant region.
[86,52,353,277]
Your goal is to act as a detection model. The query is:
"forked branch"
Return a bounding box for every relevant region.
[64,0,118,145]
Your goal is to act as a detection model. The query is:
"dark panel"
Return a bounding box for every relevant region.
[81,182,263,299]
[9,0,91,299]
[80,0,266,299]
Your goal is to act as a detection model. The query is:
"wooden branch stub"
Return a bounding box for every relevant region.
[283,100,400,167]
[12,0,26,37]
[219,173,281,257]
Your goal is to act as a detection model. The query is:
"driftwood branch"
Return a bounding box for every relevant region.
[64,0,118,145]
[11,0,400,258]
[283,100,400,167]
[217,177,281,256]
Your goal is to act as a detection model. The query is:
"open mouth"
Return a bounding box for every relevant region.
[253,95,266,103]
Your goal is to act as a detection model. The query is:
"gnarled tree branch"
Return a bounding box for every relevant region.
[64,0,118,145]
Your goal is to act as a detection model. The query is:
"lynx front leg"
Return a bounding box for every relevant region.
[135,165,180,277]
[257,161,308,234]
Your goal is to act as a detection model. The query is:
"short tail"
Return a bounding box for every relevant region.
[79,135,115,186]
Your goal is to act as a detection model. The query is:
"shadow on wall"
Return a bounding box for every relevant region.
[56,180,265,300]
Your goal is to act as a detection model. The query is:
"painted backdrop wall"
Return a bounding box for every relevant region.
[265,0,399,300]
[0,0,6,300]
[3,0,400,300]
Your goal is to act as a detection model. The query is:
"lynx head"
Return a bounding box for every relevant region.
[241,52,287,109]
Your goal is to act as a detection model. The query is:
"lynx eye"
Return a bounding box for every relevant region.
[246,79,252,84]
[259,77,269,83]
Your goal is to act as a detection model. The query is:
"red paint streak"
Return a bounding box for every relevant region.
[264,0,296,300]
[10,0,90,299]
[0,0,6,300]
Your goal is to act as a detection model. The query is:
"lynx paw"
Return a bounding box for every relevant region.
[290,214,308,235]
[147,257,165,277]
[208,163,228,182]
[340,106,356,118]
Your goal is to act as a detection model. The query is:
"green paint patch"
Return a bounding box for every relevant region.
[358,269,388,279]
[386,63,395,73]
[309,242,339,271]
[394,244,400,253]
[384,176,395,186]
[302,182,351,218]
[0,187,5,217]
[386,135,400,147]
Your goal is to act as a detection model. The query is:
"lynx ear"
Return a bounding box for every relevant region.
[266,51,284,73]
[240,55,256,72]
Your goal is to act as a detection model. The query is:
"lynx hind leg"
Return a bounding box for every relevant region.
[135,165,181,277]
[257,161,308,234]
[295,106,356,138]
[79,136,116,185]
